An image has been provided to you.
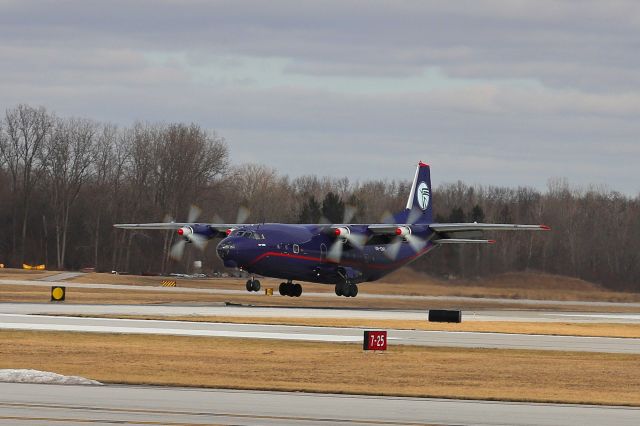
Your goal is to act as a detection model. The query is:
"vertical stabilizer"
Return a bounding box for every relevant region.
[394,161,433,224]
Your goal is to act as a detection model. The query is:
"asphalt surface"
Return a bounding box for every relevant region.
[2,302,640,323]
[0,382,638,426]
[2,313,640,353]
[3,277,640,308]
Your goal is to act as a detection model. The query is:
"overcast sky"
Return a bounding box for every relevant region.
[1,0,639,193]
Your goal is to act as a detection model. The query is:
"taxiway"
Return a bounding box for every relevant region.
[0,382,638,426]
[2,312,639,353]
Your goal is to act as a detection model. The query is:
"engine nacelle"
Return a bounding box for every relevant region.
[177,226,193,238]
[395,226,411,237]
[333,226,350,239]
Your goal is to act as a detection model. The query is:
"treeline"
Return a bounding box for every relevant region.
[0,105,638,291]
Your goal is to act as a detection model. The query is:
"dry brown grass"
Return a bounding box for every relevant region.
[1,330,639,406]
[2,283,640,313]
[64,269,640,303]
[72,315,640,338]
[4,266,640,303]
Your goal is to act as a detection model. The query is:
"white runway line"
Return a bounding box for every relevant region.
[552,313,640,320]
[2,313,640,353]
[0,317,361,343]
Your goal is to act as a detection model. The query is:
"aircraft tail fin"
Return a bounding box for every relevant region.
[393,161,433,225]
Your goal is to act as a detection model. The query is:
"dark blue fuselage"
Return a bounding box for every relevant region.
[216,223,435,285]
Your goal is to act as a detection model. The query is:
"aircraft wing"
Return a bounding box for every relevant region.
[429,223,550,244]
[114,223,189,230]
[113,223,247,233]
[430,223,550,233]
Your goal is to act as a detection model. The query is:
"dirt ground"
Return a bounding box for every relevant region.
[1,330,638,406]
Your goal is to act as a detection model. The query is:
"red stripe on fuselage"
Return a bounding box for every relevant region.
[246,246,432,271]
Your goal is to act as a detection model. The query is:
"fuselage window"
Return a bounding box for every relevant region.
[293,244,299,254]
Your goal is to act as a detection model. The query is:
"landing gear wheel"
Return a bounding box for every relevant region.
[344,285,353,297]
[293,283,302,297]
[350,284,358,297]
[337,283,358,297]
[279,282,287,296]
[246,279,260,292]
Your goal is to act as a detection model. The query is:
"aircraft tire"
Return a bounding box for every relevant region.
[293,283,302,297]
[334,284,343,296]
[246,280,253,292]
[279,283,287,296]
[350,285,358,297]
[252,280,261,292]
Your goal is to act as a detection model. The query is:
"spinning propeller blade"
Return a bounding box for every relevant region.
[236,206,250,224]
[343,205,357,224]
[188,205,202,223]
[170,239,186,260]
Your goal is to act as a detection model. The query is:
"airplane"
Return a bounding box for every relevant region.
[114,162,550,298]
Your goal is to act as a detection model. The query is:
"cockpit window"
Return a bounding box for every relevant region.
[231,230,265,239]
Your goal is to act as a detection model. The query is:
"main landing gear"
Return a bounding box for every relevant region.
[335,282,358,298]
[279,281,302,297]
[246,278,261,292]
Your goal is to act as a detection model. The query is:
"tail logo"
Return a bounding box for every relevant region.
[417,182,430,210]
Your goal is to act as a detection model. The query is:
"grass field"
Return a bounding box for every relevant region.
[4,283,640,313]
[3,268,640,312]
[63,269,640,303]
[1,330,639,406]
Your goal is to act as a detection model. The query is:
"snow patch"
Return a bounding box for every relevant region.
[0,369,102,385]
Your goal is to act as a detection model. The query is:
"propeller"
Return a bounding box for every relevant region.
[211,206,252,235]
[383,207,428,260]
[327,226,366,262]
[384,226,427,260]
[168,204,207,261]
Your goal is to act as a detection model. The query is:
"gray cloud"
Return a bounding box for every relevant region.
[1,0,639,194]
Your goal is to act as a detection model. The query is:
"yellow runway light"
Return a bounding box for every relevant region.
[51,286,66,302]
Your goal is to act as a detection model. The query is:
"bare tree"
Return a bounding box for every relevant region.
[0,105,54,264]
[47,118,97,269]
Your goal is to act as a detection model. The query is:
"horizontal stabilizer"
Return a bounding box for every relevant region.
[433,238,496,244]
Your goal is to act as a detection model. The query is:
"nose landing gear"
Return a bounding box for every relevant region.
[335,282,358,297]
[279,280,302,297]
[246,278,261,292]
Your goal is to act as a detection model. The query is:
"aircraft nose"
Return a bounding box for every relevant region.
[216,240,238,267]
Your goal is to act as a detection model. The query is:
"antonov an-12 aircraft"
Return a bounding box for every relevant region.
[115,162,549,298]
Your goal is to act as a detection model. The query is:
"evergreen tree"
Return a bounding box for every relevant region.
[321,192,345,223]
[470,204,485,222]
[298,196,321,223]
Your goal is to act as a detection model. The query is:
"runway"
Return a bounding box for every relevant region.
[2,302,640,323]
[3,277,640,309]
[0,382,638,426]
[2,312,639,353]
